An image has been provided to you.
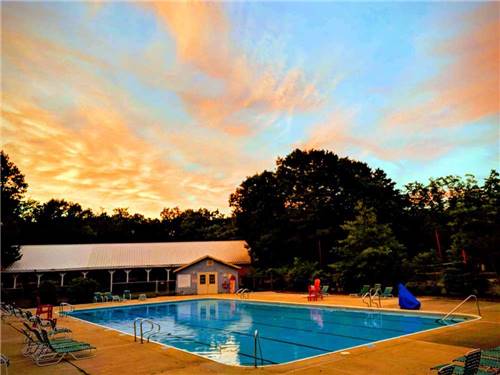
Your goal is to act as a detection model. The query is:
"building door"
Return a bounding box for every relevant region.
[197,272,218,294]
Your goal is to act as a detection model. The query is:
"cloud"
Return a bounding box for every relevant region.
[143,2,324,136]
[1,3,278,216]
[385,3,499,130]
[301,3,499,166]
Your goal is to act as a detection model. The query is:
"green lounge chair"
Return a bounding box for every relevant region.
[437,365,454,375]
[321,285,330,296]
[454,350,499,371]
[350,285,370,297]
[93,292,104,302]
[381,286,393,298]
[103,292,113,302]
[123,290,132,300]
[35,329,95,366]
[431,349,492,375]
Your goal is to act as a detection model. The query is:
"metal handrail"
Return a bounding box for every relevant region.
[253,329,263,368]
[440,295,480,322]
[371,289,381,308]
[362,291,371,307]
[134,318,161,343]
[142,319,161,343]
[58,302,74,316]
[362,289,382,308]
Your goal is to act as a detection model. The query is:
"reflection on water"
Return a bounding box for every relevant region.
[310,308,324,328]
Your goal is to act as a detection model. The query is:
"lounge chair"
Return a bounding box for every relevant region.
[437,365,454,375]
[320,285,330,297]
[34,329,96,366]
[123,290,132,300]
[454,347,499,371]
[373,283,382,295]
[381,286,393,298]
[431,349,492,375]
[350,285,370,297]
[93,292,104,303]
[0,353,9,375]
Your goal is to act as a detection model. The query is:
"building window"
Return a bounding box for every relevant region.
[207,260,214,266]
[209,274,216,284]
[200,274,206,284]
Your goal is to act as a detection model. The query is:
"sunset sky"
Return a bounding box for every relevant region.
[2,2,499,217]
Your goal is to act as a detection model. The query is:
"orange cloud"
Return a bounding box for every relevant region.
[386,3,499,129]
[1,4,273,216]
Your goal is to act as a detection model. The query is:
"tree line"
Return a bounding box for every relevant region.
[2,149,498,294]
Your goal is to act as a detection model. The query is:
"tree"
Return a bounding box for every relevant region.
[230,149,404,269]
[330,201,406,291]
[447,171,499,272]
[1,151,27,267]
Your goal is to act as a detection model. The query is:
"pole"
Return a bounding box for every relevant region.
[435,229,442,259]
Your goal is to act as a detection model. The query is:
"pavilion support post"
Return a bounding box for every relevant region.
[60,273,66,287]
[145,269,152,283]
[36,274,43,288]
[81,271,88,279]
[125,270,131,284]
[108,270,115,292]
[166,268,171,293]
[13,274,18,289]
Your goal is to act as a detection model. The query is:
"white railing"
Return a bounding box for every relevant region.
[440,295,481,322]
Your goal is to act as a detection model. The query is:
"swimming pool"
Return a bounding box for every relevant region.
[67,299,472,366]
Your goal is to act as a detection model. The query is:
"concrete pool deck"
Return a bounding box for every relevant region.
[2,292,499,374]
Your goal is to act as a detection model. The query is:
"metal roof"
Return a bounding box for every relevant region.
[4,241,250,273]
[174,255,241,273]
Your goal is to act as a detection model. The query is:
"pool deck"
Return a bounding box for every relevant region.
[2,292,499,374]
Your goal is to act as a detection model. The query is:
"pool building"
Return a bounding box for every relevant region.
[1,241,250,295]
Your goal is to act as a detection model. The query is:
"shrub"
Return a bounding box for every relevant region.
[442,266,489,296]
[67,277,99,304]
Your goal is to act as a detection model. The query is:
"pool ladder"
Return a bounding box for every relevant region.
[362,288,381,308]
[253,329,264,368]
[134,317,161,344]
[236,288,251,299]
[58,302,75,317]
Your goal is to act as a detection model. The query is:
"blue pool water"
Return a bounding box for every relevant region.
[68,299,469,366]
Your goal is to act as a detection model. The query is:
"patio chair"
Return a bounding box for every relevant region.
[454,349,499,371]
[320,285,330,296]
[123,290,132,300]
[0,353,9,375]
[93,292,104,303]
[373,283,382,296]
[103,292,114,302]
[431,349,491,375]
[350,285,370,297]
[308,285,318,301]
[34,329,96,366]
[381,286,393,298]
[437,365,454,375]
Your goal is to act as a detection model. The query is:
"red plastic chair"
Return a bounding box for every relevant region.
[308,285,318,301]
